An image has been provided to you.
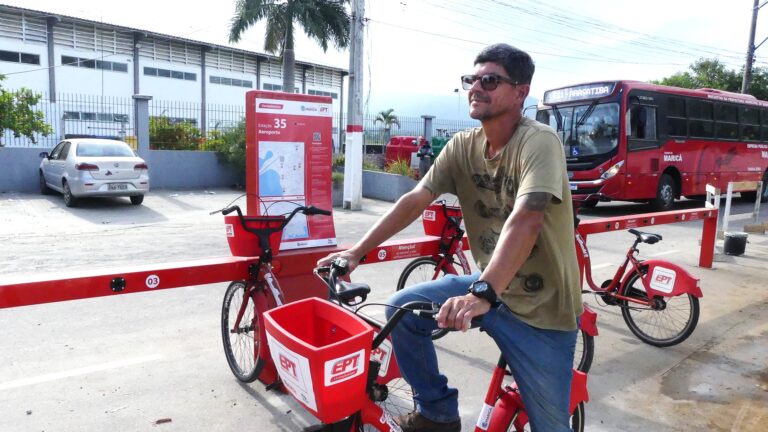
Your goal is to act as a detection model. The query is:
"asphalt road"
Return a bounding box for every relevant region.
[1,189,767,431]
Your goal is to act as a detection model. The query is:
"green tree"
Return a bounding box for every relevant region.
[0,74,52,146]
[206,120,247,183]
[374,108,400,144]
[651,58,768,100]
[229,0,350,93]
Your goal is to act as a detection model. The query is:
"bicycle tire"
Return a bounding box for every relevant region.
[221,281,266,382]
[574,329,594,373]
[396,257,450,340]
[619,269,700,347]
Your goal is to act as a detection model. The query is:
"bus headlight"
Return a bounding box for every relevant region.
[600,160,624,180]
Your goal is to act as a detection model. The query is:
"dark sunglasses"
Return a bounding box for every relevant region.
[460,74,519,91]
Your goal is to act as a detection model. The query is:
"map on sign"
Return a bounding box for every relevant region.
[261,200,309,241]
[259,141,305,197]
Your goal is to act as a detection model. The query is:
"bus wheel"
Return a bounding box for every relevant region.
[652,173,676,211]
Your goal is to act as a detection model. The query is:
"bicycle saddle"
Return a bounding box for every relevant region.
[335,281,371,305]
[628,228,662,244]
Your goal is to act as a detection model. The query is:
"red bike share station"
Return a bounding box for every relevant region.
[0,91,719,322]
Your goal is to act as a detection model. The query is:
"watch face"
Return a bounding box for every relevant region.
[473,281,489,294]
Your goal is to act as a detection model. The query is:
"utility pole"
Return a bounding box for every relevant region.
[742,0,760,94]
[343,0,365,210]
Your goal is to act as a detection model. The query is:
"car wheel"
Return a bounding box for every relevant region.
[130,195,144,206]
[63,181,78,208]
[39,171,51,195]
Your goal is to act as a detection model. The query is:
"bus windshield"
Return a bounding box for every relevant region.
[537,102,620,157]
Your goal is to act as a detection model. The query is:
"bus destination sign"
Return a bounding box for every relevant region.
[543,82,617,105]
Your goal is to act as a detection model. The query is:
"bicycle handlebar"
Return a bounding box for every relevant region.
[315,258,440,350]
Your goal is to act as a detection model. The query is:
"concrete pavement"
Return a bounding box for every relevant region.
[0,189,766,431]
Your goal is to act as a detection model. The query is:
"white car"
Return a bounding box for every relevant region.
[39,138,150,207]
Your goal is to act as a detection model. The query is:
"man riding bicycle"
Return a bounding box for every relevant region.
[319,44,582,432]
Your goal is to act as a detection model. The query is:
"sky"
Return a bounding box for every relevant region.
[5,0,768,118]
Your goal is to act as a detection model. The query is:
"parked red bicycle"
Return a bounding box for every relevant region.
[573,195,702,347]
[397,200,598,373]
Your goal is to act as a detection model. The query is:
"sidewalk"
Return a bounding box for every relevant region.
[0,190,766,431]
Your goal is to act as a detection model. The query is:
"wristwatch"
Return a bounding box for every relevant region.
[468,280,502,308]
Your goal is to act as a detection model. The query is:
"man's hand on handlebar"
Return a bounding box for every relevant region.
[436,294,491,332]
[316,250,363,274]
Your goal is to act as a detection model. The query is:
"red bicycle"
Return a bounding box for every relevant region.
[216,204,417,424]
[397,200,598,373]
[573,197,702,347]
[265,258,590,432]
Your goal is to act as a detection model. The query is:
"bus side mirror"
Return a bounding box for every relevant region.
[39,152,49,159]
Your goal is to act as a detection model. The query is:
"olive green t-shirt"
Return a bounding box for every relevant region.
[421,117,583,331]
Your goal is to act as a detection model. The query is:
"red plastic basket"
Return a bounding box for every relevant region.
[263,298,374,423]
[421,203,463,237]
[224,214,285,257]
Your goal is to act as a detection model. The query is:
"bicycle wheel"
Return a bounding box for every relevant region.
[396,257,448,291]
[620,270,700,347]
[396,257,450,340]
[360,377,415,432]
[574,329,594,373]
[221,281,266,382]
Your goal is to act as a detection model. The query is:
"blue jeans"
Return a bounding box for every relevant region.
[385,273,577,432]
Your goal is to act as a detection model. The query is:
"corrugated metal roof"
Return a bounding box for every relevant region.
[0,3,348,74]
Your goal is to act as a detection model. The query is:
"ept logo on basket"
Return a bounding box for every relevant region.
[423,209,437,221]
[225,223,234,237]
[324,349,366,386]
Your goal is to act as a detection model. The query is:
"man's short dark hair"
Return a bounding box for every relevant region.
[474,44,535,85]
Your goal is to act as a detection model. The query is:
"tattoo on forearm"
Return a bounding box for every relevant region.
[520,192,551,212]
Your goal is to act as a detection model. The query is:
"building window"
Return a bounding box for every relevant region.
[0,49,40,65]
[63,111,131,122]
[61,55,127,72]
[210,75,252,88]
[308,89,338,99]
[263,83,282,91]
[143,66,196,81]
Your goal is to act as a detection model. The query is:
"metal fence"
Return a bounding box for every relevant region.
[2,90,479,151]
[1,92,135,149]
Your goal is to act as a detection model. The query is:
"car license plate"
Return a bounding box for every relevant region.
[108,183,128,191]
[569,183,577,191]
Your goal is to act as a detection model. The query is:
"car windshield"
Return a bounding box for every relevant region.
[536,102,620,157]
[76,142,135,157]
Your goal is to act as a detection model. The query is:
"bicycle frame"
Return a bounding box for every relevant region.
[480,361,589,432]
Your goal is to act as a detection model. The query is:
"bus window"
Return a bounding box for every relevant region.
[689,99,714,138]
[665,96,687,137]
[715,104,739,140]
[628,105,657,140]
[740,106,760,142]
[573,103,619,156]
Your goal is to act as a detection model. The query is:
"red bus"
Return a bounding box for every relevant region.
[535,81,768,210]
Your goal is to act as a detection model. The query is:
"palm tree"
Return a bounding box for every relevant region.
[229,0,350,93]
[374,108,400,144]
